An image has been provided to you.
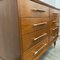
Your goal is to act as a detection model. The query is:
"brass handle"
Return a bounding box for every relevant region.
[52,34,58,39]
[34,33,47,41]
[53,13,58,15]
[32,9,45,12]
[52,27,58,31]
[52,21,57,23]
[34,44,47,55]
[33,22,47,26]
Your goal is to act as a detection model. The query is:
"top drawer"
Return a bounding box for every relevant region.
[17,0,49,18]
[50,8,59,18]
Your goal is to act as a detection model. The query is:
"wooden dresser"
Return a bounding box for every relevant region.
[17,0,60,60]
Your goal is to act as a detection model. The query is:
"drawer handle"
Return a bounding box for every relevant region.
[32,9,45,12]
[34,33,47,41]
[53,13,58,15]
[52,21,57,23]
[34,44,47,55]
[52,27,58,31]
[33,22,47,26]
[52,34,58,39]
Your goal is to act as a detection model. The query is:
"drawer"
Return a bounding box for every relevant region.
[51,22,57,28]
[30,1,49,18]
[21,18,48,35]
[22,31,48,51]
[52,18,59,27]
[49,34,58,43]
[17,0,49,18]
[36,29,48,38]
[51,27,58,36]
[22,32,36,51]
[51,22,58,28]
[51,14,59,22]
[33,48,47,60]
[23,39,48,60]
[49,27,59,42]
[50,8,59,17]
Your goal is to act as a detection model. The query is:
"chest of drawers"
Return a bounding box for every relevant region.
[17,0,60,60]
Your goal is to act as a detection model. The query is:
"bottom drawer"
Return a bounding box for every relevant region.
[23,37,48,60]
[33,48,47,60]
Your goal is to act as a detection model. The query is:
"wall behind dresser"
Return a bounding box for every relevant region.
[0,0,20,60]
[40,0,55,6]
[55,0,60,8]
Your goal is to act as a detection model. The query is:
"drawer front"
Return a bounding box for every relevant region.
[50,8,59,18]
[22,30,48,51]
[33,48,47,60]
[22,32,36,51]
[51,27,58,36]
[35,29,48,38]
[23,39,48,60]
[21,18,48,35]
[50,19,59,29]
[49,26,59,42]
[30,1,49,18]
[17,0,49,18]
[51,22,58,28]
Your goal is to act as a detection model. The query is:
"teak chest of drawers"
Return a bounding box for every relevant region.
[17,0,60,60]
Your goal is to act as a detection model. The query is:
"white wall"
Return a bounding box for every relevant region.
[0,0,20,60]
[55,0,60,8]
[40,0,55,6]
[40,0,60,9]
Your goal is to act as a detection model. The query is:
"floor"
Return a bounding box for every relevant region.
[40,36,60,60]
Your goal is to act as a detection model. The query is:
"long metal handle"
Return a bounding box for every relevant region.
[33,22,47,26]
[52,27,58,31]
[34,33,47,41]
[52,34,58,39]
[34,44,47,55]
[52,20,57,23]
[32,9,46,12]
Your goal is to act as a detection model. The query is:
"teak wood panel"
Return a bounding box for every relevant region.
[50,8,59,19]
[50,27,58,36]
[17,0,49,18]
[33,47,47,60]
[20,18,48,35]
[49,8,59,43]
[22,29,48,51]
[51,22,58,28]
[17,0,59,60]
[23,39,48,60]
[35,29,48,38]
